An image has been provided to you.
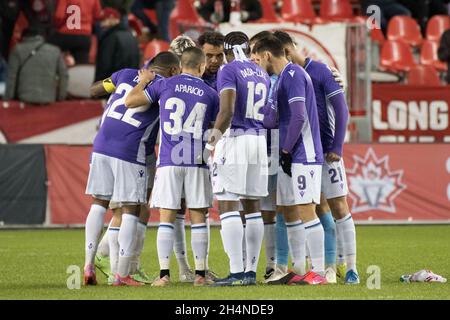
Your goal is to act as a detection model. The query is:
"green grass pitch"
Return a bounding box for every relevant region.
[1,226,449,300]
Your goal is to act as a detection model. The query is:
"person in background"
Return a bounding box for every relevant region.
[132,0,176,42]
[94,7,140,82]
[130,0,159,36]
[196,0,262,24]
[397,0,450,31]
[360,0,411,35]
[48,0,102,64]
[438,28,450,84]
[5,27,67,104]
[21,0,56,38]
[0,0,21,61]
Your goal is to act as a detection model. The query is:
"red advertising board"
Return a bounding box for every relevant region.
[372,84,450,143]
[46,144,450,225]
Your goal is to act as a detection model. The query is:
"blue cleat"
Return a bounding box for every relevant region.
[345,270,360,285]
[243,271,257,286]
[210,273,245,287]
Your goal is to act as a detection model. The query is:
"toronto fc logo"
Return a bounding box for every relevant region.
[347,148,406,213]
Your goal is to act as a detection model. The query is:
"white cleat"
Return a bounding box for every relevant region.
[325,267,337,284]
[179,269,196,283]
[264,265,289,284]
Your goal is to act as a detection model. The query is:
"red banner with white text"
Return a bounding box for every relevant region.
[45,144,450,225]
[372,84,450,143]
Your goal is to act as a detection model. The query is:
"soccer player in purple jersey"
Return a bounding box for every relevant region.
[129,47,219,286]
[204,31,270,286]
[83,52,181,286]
[253,35,328,285]
[90,53,182,285]
[198,31,225,91]
[274,31,359,284]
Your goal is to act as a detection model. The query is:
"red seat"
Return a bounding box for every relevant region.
[407,65,442,86]
[371,27,385,46]
[169,0,207,39]
[128,14,144,36]
[143,40,170,60]
[281,0,317,23]
[256,0,283,23]
[420,40,448,72]
[319,0,353,21]
[380,40,417,73]
[387,16,423,47]
[426,15,450,42]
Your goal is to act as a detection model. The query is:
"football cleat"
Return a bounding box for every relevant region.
[267,272,303,285]
[210,273,245,287]
[264,268,275,280]
[179,269,196,283]
[325,267,337,284]
[264,265,288,284]
[345,270,360,285]
[83,264,97,285]
[131,268,152,284]
[243,271,257,286]
[151,275,170,287]
[206,269,220,282]
[193,275,214,287]
[294,271,328,285]
[95,255,111,278]
[112,274,144,286]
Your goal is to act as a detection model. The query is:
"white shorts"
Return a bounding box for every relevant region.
[277,164,322,206]
[212,134,268,198]
[146,153,157,190]
[86,152,147,204]
[261,174,277,211]
[321,158,349,199]
[150,166,212,209]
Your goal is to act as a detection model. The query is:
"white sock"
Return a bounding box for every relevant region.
[304,218,325,275]
[191,223,208,272]
[206,213,210,270]
[286,220,306,276]
[174,213,191,272]
[220,212,244,274]
[97,220,111,257]
[242,224,247,268]
[245,212,264,273]
[336,223,345,265]
[117,214,138,277]
[130,221,147,274]
[264,222,277,270]
[84,204,107,267]
[157,223,175,271]
[108,227,120,275]
[336,214,357,272]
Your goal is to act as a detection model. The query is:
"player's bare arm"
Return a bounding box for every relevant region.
[125,69,155,108]
[90,78,113,98]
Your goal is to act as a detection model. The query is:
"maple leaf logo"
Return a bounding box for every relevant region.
[347,148,406,213]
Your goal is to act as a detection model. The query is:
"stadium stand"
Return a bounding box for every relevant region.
[380,40,417,73]
[420,39,448,72]
[319,0,354,21]
[387,16,423,48]
[143,40,170,60]
[407,64,442,86]
[281,0,317,23]
[426,15,450,42]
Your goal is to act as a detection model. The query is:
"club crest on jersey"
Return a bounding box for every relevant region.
[347,148,406,213]
[288,70,295,77]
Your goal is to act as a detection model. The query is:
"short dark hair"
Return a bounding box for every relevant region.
[198,31,225,47]
[251,35,285,58]
[272,30,295,47]
[149,51,180,68]
[223,31,250,55]
[181,47,205,69]
[249,31,272,45]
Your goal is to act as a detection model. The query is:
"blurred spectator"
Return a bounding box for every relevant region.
[361,0,411,34]
[5,28,68,104]
[197,0,262,24]
[21,0,56,37]
[0,0,21,60]
[101,0,134,27]
[94,7,140,81]
[438,28,450,84]
[397,0,450,31]
[48,0,102,64]
[131,0,158,36]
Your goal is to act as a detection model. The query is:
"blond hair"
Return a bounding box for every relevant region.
[169,35,196,57]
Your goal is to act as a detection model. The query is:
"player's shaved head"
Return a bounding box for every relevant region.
[252,35,285,58]
[181,47,206,70]
[147,51,181,78]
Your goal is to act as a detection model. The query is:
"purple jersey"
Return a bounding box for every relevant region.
[202,72,218,91]
[93,68,161,165]
[217,59,270,133]
[304,58,348,156]
[275,62,323,164]
[144,73,219,168]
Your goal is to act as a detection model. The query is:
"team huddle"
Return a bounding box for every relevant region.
[83,29,359,287]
